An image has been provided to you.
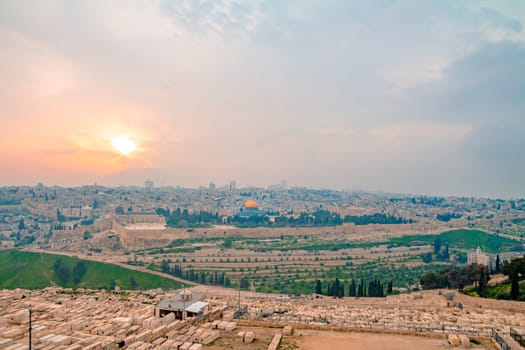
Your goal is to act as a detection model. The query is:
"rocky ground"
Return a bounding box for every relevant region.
[0,287,523,349]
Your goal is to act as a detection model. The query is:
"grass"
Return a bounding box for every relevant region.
[464,280,525,301]
[389,229,523,253]
[0,249,183,290]
[240,229,523,254]
[487,281,525,301]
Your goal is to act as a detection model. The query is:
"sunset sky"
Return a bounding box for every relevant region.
[1,1,524,197]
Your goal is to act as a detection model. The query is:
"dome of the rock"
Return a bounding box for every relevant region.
[244,199,258,209]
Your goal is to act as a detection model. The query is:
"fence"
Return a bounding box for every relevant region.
[492,329,512,350]
[510,328,525,347]
[238,317,494,338]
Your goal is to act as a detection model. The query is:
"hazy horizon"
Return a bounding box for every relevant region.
[1,1,524,198]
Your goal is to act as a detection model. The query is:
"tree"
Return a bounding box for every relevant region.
[421,271,449,290]
[18,218,25,230]
[387,281,393,294]
[495,254,502,274]
[422,252,433,263]
[53,259,70,284]
[335,278,344,297]
[239,276,249,289]
[357,280,364,297]
[443,243,450,259]
[333,278,341,297]
[434,238,442,254]
[478,265,489,298]
[161,259,170,273]
[368,280,375,297]
[129,276,137,289]
[349,279,356,297]
[72,261,87,284]
[315,280,322,294]
[502,256,525,300]
[367,279,383,297]
[223,238,233,249]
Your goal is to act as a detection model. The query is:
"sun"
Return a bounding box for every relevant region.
[111,136,137,156]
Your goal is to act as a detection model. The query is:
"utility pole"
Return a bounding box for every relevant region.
[182,284,185,321]
[28,305,32,350]
[237,279,241,318]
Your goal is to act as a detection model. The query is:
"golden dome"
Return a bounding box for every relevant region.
[244,199,258,209]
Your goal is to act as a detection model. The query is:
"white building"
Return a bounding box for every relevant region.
[467,246,490,266]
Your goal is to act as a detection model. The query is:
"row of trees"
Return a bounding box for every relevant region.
[421,238,451,263]
[420,264,490,293]
[421,256,525,300]
[160,260,231,287]
[232,210,344,227]
[156,207,413,228]
[156,208,221,227]
[231,211,412,227]
[436,213,462,222]
[343,213,412,225]
[315,278,393,297]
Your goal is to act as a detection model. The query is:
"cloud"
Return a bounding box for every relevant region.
[0,0,524,197]
[481,7,522,33]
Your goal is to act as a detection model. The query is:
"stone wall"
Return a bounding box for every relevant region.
[456,292,525,313]
[236,319,450,339]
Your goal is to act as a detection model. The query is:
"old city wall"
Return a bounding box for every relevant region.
[113,222,450,250]
[114,224,188,250]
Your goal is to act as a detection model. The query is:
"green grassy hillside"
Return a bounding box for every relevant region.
[390,229,523,253]
[0,250,182,290]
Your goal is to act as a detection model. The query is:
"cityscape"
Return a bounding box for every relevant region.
[1,182,525,349]
[1,1,525,350]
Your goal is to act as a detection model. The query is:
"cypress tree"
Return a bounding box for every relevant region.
[334,278,341,297]
[339,282,345,298]
[495,254,501,274]
[315,280,322,294]
[478,266,489,298]
[349,279,356,297]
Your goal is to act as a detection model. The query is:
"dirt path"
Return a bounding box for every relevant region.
[24,247,290,298]
[292,330,495,350]
[24,248,197,287]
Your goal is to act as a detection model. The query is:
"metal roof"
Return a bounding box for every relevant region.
[156,291,205,311]
[185,301,208,313]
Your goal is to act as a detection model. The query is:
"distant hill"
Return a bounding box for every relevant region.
[389,229,523,253]
[0,249,182,290]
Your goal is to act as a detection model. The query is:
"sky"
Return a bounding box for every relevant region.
[0,0,524,198]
